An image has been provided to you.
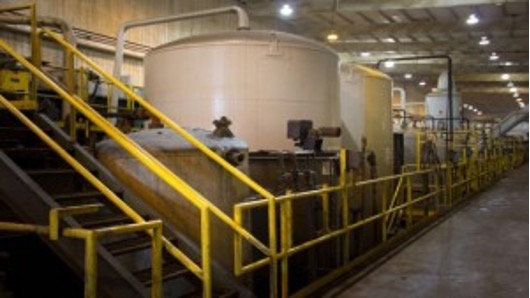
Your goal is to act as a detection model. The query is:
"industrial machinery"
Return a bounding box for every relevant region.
[0,4,526,298]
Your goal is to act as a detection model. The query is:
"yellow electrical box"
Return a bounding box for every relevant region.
[0,69,35,110]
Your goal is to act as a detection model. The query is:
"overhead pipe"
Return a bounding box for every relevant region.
[112,6,250,100]
[0,15,77,47]
[377,55,454,163]
[0,23,144,60]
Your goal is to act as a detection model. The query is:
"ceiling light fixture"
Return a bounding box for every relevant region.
[463,103,469,108]
[279,3,293,17]
[477,111,483,115]
[519,102,525,108]
[327,32,338,42]
[473,108,478,112]
[384,38,396,43]
[419,80,426,86]
[516,98,523,102]
[507,81,514,87]
[360,52,371,57]
[479,36,490,45]
[404,73,413,79]
[501,73,510,80]
[509,87,517,93]
[505,61,513,66]
[468,105,474,110]
[489,52,499,60]
[466,14,479,25]
[384,60,395,68]
[513,93,519,98]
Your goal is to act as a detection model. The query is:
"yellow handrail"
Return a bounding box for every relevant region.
[39,27,279,295]
[0,32,273,297]
[0,94,201,276]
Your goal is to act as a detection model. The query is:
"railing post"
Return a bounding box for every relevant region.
[405,176,412,228]
[339,149,349,264]
[280,190,292,298]
[381,180,388,242]
[151,222,163,298]
[446,164,452,207]
[201,207,212,298]
[233,205,243,276]
[321,184,330,234]
[65,48,77,141]
[85,231,97,298]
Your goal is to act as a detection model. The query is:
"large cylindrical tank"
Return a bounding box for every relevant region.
[339,63,393,177]
[425,71,462,130]
[144,31,340,151]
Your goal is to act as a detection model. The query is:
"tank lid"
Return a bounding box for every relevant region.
[149,30,337,56]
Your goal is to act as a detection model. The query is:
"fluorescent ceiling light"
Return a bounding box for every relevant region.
[466,14,479,25]
[501,73,510,80]
[360,52,371,57]
[479,36,490,45]
[516,98,523,102]
[489,52,499,60]
[384,61,395,68]
[327,32,338,42]
[419,80,426,86]
[507,81,514,87]
[477,111,483,115]
[404,73,413,79]
[280,4,293,16]
[509,87,517,93]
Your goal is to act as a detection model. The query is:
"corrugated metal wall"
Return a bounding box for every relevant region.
[0,0,251,85]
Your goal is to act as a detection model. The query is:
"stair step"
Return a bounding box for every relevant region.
[134,261,190,287]
[80,214,132,229]
[2,147,54,157]
[26,168,77,176]
[53,191,103,202]
[105,235,153,256]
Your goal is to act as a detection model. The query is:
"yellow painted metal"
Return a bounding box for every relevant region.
[0,222,49,234]
[200,207,212,298]
[49,204,102,240]
[339,149,349,264]
[151,222,163,298]
[37,29,278,282]
[381,180,388,242]
[280,190,293,298]
[321,184,330,234]
[84,231,97,298]
[0,38,272,295]
[233,205,244,276]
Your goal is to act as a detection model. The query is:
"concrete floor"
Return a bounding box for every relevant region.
[324,164,529,298]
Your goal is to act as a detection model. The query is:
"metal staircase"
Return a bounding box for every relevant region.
[0,6,271,296]
[0,110,208,297]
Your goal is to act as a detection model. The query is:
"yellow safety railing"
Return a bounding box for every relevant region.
[0,28,275,297]
[0,8,525,296]
[232,139,525,297]
[0,205,163,298]
[37,27,281,296]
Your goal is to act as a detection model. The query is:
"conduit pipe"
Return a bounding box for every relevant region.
[112,6,250,108]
